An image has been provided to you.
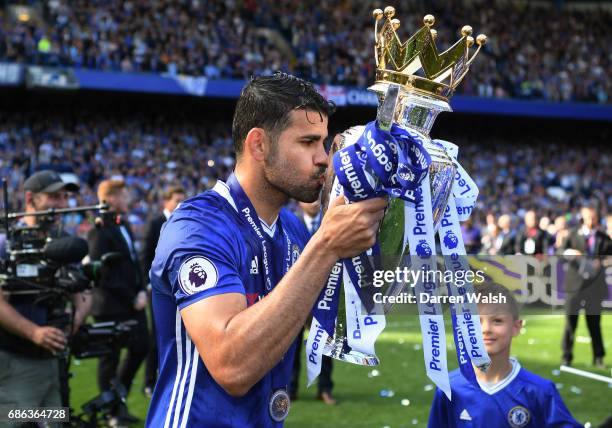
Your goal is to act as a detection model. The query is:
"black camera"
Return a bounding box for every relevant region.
[0,190,113,298]
[70,320,137,359]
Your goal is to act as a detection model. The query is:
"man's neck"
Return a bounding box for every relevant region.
[234,165,287,226]
[475,351,513,384]
[23,207,38,227]
[303,211,318,222]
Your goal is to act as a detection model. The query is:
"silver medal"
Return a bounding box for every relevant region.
[269,389,290,422]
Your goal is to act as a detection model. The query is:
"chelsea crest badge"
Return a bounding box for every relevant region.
[507,405,530,427]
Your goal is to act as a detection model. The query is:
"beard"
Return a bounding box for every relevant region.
[262,147,326,203]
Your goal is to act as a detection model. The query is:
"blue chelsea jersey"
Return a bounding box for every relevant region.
[146,180,310,428]
[427,359,582,428]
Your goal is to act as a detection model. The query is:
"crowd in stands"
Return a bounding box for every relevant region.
[0,111,235,242]
[1,0,610,103]
[0,110,609,252]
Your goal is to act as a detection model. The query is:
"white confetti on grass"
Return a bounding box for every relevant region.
[368,369,380,378]
[379,389,395,398]
[569,385,582,395]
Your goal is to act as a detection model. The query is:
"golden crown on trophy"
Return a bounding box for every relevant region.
[372,6,487,101]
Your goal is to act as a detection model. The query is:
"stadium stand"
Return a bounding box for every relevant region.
[1,0,610,102]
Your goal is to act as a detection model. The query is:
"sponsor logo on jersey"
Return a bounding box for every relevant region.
[459,409,472,421]
[250,256,259,274]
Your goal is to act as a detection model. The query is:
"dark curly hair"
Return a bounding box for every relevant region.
[231,72,335,157]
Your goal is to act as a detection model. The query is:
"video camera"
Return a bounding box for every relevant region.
[0,179,115,301]
[71,320,137,359]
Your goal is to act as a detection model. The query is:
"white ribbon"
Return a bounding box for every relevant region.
[306,177,344,386]
[305,319,329,387]
[435,140,490,371]
[405,175,451,400]
[344,264,386,357]
[438,198,491,371]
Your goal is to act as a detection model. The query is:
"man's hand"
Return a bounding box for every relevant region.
[72,311,86,335]
[72,291,92,334]
[316,196,387,260]
[30,326,66,353]
[134,290,148,311]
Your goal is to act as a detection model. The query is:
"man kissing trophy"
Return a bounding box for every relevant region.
[306,7,492,399]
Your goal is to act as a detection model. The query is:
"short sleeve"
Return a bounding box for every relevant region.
[543,381,582,427]
[159,210,245,310]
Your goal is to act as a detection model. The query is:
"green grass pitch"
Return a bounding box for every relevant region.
[68,311,611,427]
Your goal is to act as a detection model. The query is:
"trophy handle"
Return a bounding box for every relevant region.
[377,83,400,131]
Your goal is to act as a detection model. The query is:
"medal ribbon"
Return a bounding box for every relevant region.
[226,174,292,394]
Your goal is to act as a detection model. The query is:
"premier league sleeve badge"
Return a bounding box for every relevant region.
[178,255,219,295]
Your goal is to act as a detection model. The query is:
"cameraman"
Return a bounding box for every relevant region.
[88,179,148,424]
[0,170,91,421]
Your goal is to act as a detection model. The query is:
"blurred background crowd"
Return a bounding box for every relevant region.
[1,0,610,103]
[1,108,609,254]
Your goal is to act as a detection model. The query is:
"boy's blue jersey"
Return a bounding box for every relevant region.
[428,360,582,428]
[146,180,310,428]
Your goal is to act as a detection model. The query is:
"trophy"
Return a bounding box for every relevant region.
[318,6,487,366]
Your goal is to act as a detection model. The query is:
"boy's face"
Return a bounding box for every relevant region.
[478,304,522,357]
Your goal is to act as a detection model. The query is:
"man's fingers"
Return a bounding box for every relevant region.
[372,208,386,222]
[358,197,388,213]
[47,329,66,344]
[328,194,346,210]
[45,337,65,352]
[49,339,64,349]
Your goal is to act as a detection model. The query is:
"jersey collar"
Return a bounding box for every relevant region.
[213,180,277,238]
[477,357,521,395]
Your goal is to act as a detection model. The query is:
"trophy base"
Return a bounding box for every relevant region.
[323,336,380,366]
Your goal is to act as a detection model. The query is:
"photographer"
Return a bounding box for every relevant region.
[88,179,148,424]
[0,170,91,422]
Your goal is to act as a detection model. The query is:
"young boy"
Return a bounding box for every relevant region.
[428,282,581,427]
